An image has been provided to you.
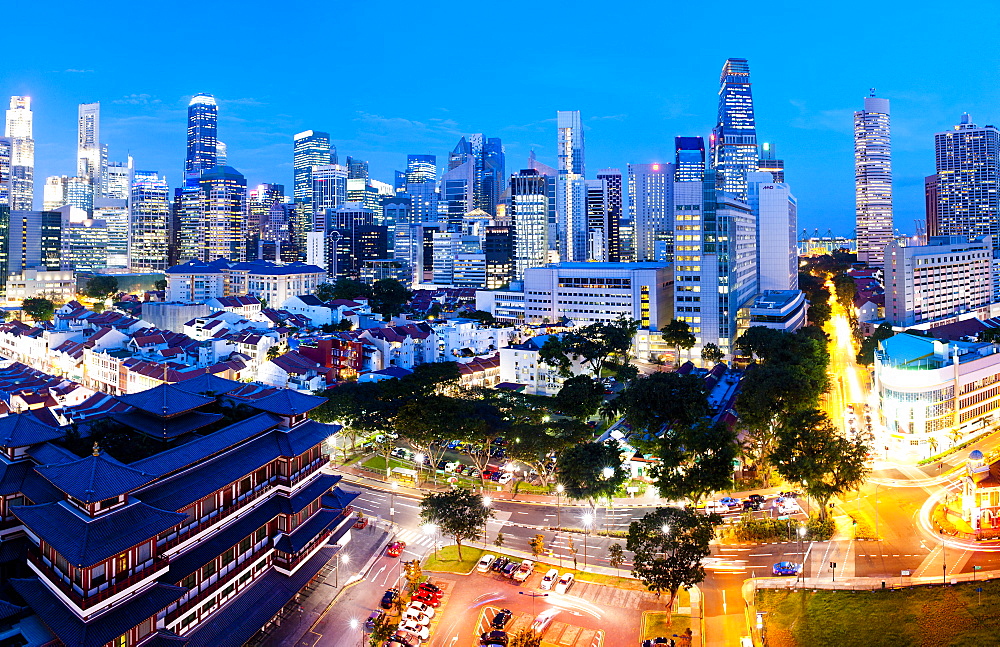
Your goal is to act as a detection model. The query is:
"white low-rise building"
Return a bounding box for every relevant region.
[498,333,590,396]
[747,290,807,333]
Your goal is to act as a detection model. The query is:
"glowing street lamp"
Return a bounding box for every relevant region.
[581,513,593,569]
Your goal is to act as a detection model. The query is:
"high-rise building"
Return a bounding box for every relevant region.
[711,59,758,201]
[93,199,129,268]
[585,179,610,262]
[747,172,797,291]
[854,93,893,265]
[556,111,587,262]
[42,176,93,213]
[216,140,228,167]
[934,114,1000,250]
[629,163,674,262]
[483,220,514,289]
[258,202,296,263]
[104,159,132,201]
[309,164,349,238]
[925,174,940,237]
[199,165,247,262]
[758,142,785,183]
[406,155,437,184]
[596,169,623,263]
[77,102,104,189]
[675,137,706,183]
[172,184,203,264]
[0,137,10,206]
[59,205,110,272]
[248,183,285,259]
[130,170,170,272]
[184,94,218,180]
[0,209,63,296]
[5,96,34,211]
[346,156,369,180]
[441,151,475,230]
[508,169,551,280]
[293,130,333,249]
[447,136,505,218]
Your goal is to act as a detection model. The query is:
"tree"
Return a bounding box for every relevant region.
[330,277,373,301]
[153,279,167,291]
[21,297,54,322]
[833,274,857,311]
[396,395,466,485]
[314,282,337,302]
[494,532,505,548]
[609,371,709,452]
[506,419,590,488]
[85,275,119,302]
[402,559,423,592]
[554,375,605,420]
[661,319,696,365]
[509,628,543,647]
[539,316,639,379]
[627,507,719,617]
[651,420,738,506]
[555,442,628,506]
[608,543,625,576]
[529,534,546,556]
[807,300,832,327]
[466,310,496,326]
[701,343,724,365]
[368,612,396,647]
[772,409,871,520]
[370,279,413,318]
[857,323,895,366]
[419,489,494,561]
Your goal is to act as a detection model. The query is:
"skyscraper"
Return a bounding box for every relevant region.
[925,174,940,237]
[5,96,34,211]
[710,59,758,201]
[629,163,674,262]
[441,147,475,230]
[556,111,587,262]
[854,93,893,265]
[445,136,505,219]
[675,137,706,183]
[934,114,999,244]
[185,94,218,180]
[596,169,623,263]
[406,155,437,184]
[293,130,332,227]
[200,166,247,262]
[405,154,438,224]
[508,169,551,280]
[129,170,170,272]
[0,137,10,206]
[758,142,785,183]
[104,160,132,201]
[248,183,285,259]
[77,102,104,186]
[747,172,797,291]
[310,164,349,235]
[346,156,369,180]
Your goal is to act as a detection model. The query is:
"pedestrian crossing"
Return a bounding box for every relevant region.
[391,527,440,549]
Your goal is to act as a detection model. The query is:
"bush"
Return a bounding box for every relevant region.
[805,514,835,541]
[730,513,833,542]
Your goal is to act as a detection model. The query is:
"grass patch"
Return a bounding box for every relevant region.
[422,544,484,573]
[643,611,692,641]
[757,580,1000,647]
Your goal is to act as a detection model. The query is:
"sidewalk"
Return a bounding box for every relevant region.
[260,522,392,647]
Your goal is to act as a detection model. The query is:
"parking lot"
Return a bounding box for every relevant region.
[475,606,604,647]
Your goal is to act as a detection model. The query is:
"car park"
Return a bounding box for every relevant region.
[776,498,800,515]
[498,472,514,485]
[387,541,407,557]
[365,609,384,631]
[411,591,441,607]
[747,494,765,505]
[491,609,512,629]
[402,609,432,626]
[380,588,399,610]
[539,568,559,589]
[480,630,509,646]
[530,608,559,634]
[477,554,497,573]
[418,581,441,595]
[491,556,510,572]
[772,561,802,576]
[512,559,534,582]
[407,601,435,617]
[554,572,574,594]
[502,561,519,577]
[397,621,429,641]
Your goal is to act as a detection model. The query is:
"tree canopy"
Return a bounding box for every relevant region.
[555,441,628,504]
[610,371,709,447]
[554,375,605,420]
[370,279,413,318]
[661,319,696,364]
[857,323,894,366]
[85,275,119,301]
[701,343,724,365]
[538,316,638,379]
[651,420,738,505]
[419,488,494,560]
[22,297,54,322]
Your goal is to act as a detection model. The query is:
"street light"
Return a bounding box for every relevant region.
[482,496,493,545]
[581,513,593,570]
[415,453,425,486]
[798,526,806,589]
[390,480,399,527]
[335,552,351,587]
[518,591,549,617]
[555,484,564,531]
[422,523,438,559]
[602,467,615,536]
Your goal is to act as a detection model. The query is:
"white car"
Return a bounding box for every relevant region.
[477,554,496,573]
[704,501,729,514]
[531,608,560,634]
[539,568,559,590]
[401,609,432,626]
[777,499,801,515]
[397,620,429,641]
[406,601,435,618]
[512,559,534,582]
[498,472,514,485]
[554,572,574,594]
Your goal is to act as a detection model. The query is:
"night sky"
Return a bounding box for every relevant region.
[5,0,999,236]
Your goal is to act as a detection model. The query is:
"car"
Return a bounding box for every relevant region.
[482,470,496,479]
[772,561,802,576]
[539,568,559,590]
[704,501,730,514]
[407,601,435,617]
[491,608,512,629]
[747,494,765,505]
[418,581,442,595]
[776,499,801,515]
[554,572,574,594]
[719,496,742,508]
[397,621,429,641]
[477,554,497,573]
[402,609,432,626]
[387,541,407,557]
[365,609,384,631]
[387,635,416,647]
[436,460,448,470]
[491,556,510,572]
[742,499,761,512]
[512,559,534,582]
[445,462,461,472]
[779,491,801,500]
[467,469,480,478]
[447,440,461,449]
[380,588,398,610]
[502,561,520,577]
[498,473,514,485]
[480,630,508,646]
[411,591,441,607]
[490,471,503,482]
[530,608,560,634]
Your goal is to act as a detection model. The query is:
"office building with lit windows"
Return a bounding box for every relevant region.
[185,95,218,182]
[130,171,171,272]
[629,163,673,263]
[710,59,758,202]
[556,111,587,262]
[293,130,334,250]
[854,94,893,265]
[0,137,11,207]
[508,169,551,280]
[596,169,623,262]
[747,172,797,292]
[5,96,34,211]
[200,166,247,262]
[77,102,105,192]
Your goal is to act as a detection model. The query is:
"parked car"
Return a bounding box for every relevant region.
[414,586,442,602]
[719,496,741,509]
[436,460,448,470]
[482,470,496,480]
[365,609,384,631]
[388,633,417,647]
[742,499,761,512]
[776,499,800,515]
[530,608,559,634]
[491,556,510,572]
[407,601,435,617]
[478,554,497,573]
[402,609,432,626]
[480,630,508,646]
[554,572,575,594]
[397,620,429,641]
[387,541,407,557]
[502,561,520,577]
[512,559,534,582]
[490,471,503,482]
[746,494,765,505]
[772,561,802,576]
[779,491,801,499]
[380,588,399,610]
[411,591,441,607]
[704,501,729,514]
[539,568,559,590]
[491,609,512,629]
[498,473,514,485]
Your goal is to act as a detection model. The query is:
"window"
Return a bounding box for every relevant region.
[137,617,153,638]
[201,600,216,615]
[239,537,252,554]
[239,477,252,496]
[92,563,106,587]
[255,525,267,543]
[99,496,118,510]
[180,574,196,590]
[201,561,217,579]
[113,635,127,647]
[137,542,152,564]
[221,547,235,567]
[203,496,218,515]
[116,553,128,573]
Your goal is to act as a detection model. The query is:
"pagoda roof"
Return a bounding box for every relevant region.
[11,501,186,566]
[0,413,64,448]
[248,389,326,416]
[172,373,243,396]
[12,578,185,647]
[274,509,341,553]
[116,383,215,418]
[36,452,154,503]
[112,410,223,441]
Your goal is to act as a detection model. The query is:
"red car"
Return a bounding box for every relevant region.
[411,591,441,607]
[417,583,443,600]
[387,541,407,557]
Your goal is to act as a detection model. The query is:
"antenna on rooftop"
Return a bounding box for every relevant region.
[870,87,877,97]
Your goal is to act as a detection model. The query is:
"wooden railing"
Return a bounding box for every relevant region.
[28,550,167,609]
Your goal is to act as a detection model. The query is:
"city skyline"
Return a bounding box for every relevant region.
[4,0,998,237]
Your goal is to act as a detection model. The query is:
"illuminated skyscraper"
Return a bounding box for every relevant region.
[129,170,171,272]
[184,94,218,180]
[0,137,10,206]
[710,59,758,201]
[854,93,893,265]
[199,166,247,262]
[629,163,674,262]
[248,183,285,259]
[293,130,334,251]
[556,111,587,262]
[406,155,437,184]
[5,96,34,210]
[405,155,438,224]
[758,142,784,183]
[508,169,551,280]
[596,169,623,262]
[77,102,105,188]
[104,159,133,201]
[675,137,706,183]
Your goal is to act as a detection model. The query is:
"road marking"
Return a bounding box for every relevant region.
[748,553,773,557]
[722,589,727,613]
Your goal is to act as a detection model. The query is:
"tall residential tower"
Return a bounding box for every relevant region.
[556,111,587,262]
[854,93,893,265]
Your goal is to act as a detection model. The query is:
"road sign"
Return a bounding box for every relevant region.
[901,570,911,576]
[974,565,982,570]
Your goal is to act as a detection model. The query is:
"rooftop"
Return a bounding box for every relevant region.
[36,451,155,503]
[116,383,215,418]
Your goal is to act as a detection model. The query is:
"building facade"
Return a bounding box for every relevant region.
[711,59,758,202]
[5,96,34,211]
[747,172,797,291]
[854,94,893,265]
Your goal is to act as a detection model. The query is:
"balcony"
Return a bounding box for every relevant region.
[164,540,270,624]
[28,549,168,610]
[158,482,273,553]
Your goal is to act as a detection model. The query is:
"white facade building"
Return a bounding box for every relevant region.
[747,172,797,291]
[855,94,893,265]
[885,236,993,327]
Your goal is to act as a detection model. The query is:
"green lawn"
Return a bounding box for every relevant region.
[422,544,484,573]
[643,611,692,641]
[758,580,1000,647]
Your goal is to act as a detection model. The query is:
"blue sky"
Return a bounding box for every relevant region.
[6,0,999,236]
